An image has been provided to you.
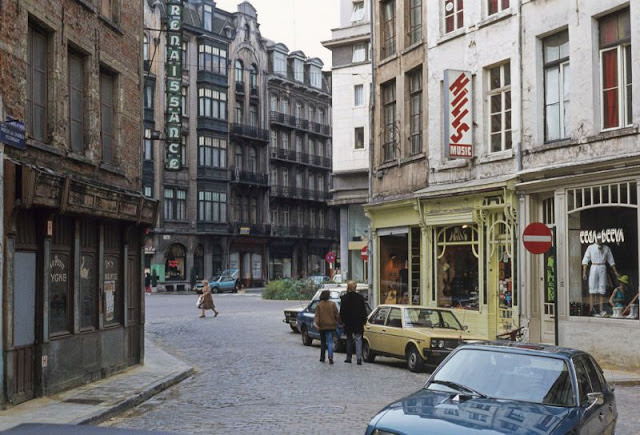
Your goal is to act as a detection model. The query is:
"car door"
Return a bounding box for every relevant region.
[573,355,614,435]
[382,307,405,357]
[365,306,390,352]
[301,300,320,339]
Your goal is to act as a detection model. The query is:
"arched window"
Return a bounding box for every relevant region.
[165,243,186,281]
[194,244,204,282]
[143,34,149,62]
[249,64,257,90]
[235,60,244,84]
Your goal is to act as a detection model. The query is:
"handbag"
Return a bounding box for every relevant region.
[196,294,204,308]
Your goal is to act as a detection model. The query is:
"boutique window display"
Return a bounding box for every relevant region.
[435,225,479,310]
[568,183,638,319]
[379,232,409,304]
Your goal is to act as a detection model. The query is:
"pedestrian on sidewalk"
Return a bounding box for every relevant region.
[314,289,339,364]
[199,280,219,318]
[340,280,368,365]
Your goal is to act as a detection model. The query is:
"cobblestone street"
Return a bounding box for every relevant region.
[101,293,639,434]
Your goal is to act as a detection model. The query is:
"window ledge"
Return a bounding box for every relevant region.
[98,16,123,36]
[378,53,398,68]
[477,149,513,164]
[477,9,514,29]
[438,28,465,45]
[401,41,424,56]
[99,162,126,176]
[67,151,97,167]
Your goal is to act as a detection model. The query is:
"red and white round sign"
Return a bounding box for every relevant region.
[523,222,553,254]
[360,245,369,261]
[324,251,336,263]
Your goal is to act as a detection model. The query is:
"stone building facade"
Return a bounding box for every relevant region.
[0,0,156,406]
[143,0,337,288]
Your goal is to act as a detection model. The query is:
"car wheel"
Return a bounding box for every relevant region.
[233,281,239,293]
[363,340,376,363]
[301,326,312,346]
[406,346,424,372]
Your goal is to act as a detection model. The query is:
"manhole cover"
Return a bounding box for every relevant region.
[63,398,104,405]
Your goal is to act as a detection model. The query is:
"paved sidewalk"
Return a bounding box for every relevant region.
[0,339,194,432]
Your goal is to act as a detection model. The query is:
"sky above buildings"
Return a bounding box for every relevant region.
[214,0,339,68]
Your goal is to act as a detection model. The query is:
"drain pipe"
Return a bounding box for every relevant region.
[0,97,5,400]
[367,5,376,305]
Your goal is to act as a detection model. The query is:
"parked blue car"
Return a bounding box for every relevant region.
[296,284,370,352]
[193,269,240,294]
[365,341,617,435]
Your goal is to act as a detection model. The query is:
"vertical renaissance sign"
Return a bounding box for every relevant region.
[165,0,183,170]
[443,70,473,159]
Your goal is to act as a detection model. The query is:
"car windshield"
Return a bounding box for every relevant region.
[404,308,463,330]
[429,348,576,407]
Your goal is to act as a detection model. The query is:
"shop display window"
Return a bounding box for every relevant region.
[379,233,409,304]
[568,202,638,319]
[436,225,479,310]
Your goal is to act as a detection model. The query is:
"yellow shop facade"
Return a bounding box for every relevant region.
[365,178,519,340]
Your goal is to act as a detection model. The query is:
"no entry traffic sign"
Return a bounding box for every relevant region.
[523,222,553,254]
[360,245,369,261]
[325,251,336,263]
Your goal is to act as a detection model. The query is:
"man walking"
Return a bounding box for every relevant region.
[340,281,368,365]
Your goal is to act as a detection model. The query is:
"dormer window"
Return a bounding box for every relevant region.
[294,59,304,82]
[273,52,287,76]
[203,4,213,32]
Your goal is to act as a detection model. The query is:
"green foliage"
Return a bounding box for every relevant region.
[262,279,318,300]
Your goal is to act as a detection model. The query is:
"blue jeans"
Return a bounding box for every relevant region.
[345,331,363,361]
[320,330,334,360]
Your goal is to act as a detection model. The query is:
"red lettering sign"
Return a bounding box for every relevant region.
[445,70,473,159]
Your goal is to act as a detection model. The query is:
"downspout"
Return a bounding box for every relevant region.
[516,0,527,336]
[0,99,5,401]
[367,3,376,304]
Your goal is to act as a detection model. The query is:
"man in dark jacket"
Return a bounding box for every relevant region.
[340,280,368,365]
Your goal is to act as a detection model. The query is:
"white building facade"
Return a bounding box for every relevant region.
[518,0,640,370]
[323,0,372,282]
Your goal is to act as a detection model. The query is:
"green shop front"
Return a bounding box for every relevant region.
[366,181,519,340]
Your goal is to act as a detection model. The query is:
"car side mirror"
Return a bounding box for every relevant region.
[586,392,604,410]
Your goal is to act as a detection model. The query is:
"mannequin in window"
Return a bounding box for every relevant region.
[582,235,618,317]
[609,274,629,318]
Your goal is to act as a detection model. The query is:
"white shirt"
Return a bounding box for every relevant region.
[582,243,615,266]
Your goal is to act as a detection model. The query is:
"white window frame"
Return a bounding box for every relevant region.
[487,62,512,153]
[543,31,570,142]
[351,1,365,22]
[443,0,464,34]
[352,43,367,63]
[600,44,632,131]
[354,84,364,106]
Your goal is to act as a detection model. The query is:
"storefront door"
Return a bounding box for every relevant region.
[10,251,36,404]
[540,246,557,344]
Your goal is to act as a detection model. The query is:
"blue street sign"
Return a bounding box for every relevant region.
[0,117,25,150]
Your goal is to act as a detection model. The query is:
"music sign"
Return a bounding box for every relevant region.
[444,70,473,159]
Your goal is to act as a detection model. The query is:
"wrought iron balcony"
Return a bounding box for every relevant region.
[230,167,269,186]
[230,123,269,142]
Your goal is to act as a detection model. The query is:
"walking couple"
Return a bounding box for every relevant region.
[313,280,368,365]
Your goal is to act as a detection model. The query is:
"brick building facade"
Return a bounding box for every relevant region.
[0,0,156,406]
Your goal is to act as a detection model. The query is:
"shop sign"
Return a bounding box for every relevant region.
[0,116,25,150]
[579,229,624,245]
[443,70,473,159]
[165,0,183,170]
[240,226,250,235]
